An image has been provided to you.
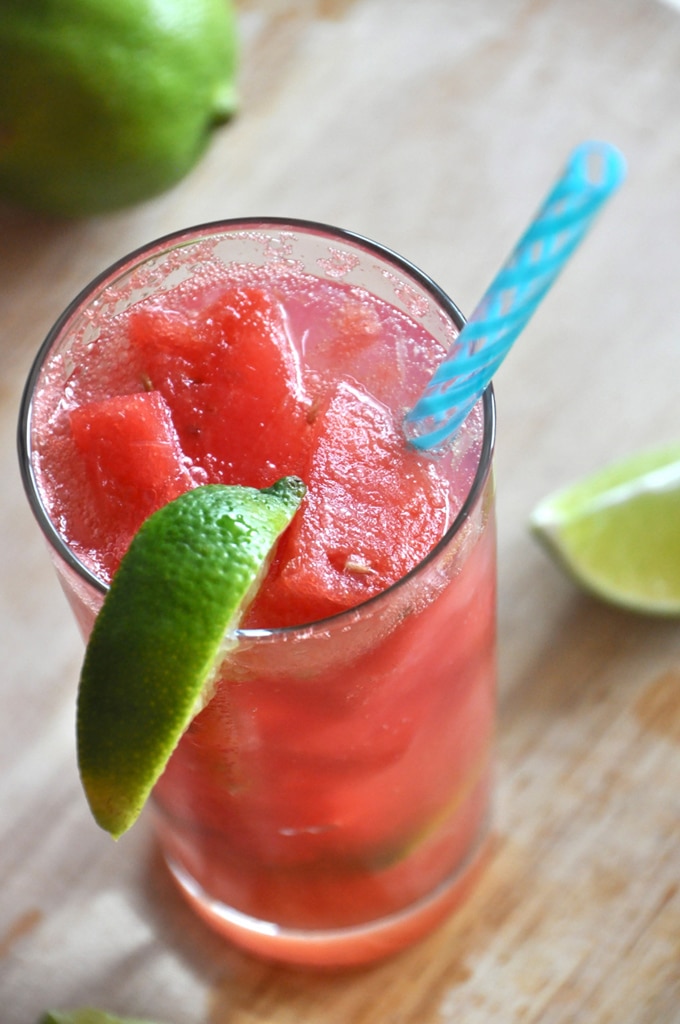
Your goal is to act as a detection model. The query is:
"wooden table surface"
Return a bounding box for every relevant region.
[2,1,680,1021]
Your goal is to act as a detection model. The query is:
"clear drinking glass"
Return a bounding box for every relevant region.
[18,219,496,968]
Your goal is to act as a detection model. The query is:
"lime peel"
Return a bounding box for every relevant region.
[77,477,306,839]
[41,1010,162,1024]
[530,443,680,616]
[0,0,239,216]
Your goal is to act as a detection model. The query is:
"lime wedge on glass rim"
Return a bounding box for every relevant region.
[77,477,305,839]
[530,443,680,615]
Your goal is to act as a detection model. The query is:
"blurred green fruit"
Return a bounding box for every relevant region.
[0,0,239,216]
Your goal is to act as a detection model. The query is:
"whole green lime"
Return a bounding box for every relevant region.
[0,0,238,217]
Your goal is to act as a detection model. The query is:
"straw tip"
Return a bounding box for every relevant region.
[569,141,627,192]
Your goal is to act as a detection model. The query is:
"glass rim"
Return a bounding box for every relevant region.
[17,216,496,637]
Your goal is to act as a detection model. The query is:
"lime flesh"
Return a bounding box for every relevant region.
[77,478,305,838]
[530,443,680,615]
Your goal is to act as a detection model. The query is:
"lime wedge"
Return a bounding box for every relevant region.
[77,478,306,839]
[41,1012,160,1024]
[530,443,680,615]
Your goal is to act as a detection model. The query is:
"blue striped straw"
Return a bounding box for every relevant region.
[404,141,627,451]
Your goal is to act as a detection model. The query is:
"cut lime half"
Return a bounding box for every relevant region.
[530,443,680,615]
[77,478,306,839]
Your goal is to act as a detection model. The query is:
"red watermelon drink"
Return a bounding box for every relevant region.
[19,220,496,967]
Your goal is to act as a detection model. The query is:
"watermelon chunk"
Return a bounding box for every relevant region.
[249,379,451,627]
[70,390,194,567]
[127,287,313,488]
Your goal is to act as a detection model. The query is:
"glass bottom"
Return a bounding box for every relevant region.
[162,821,491,969]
